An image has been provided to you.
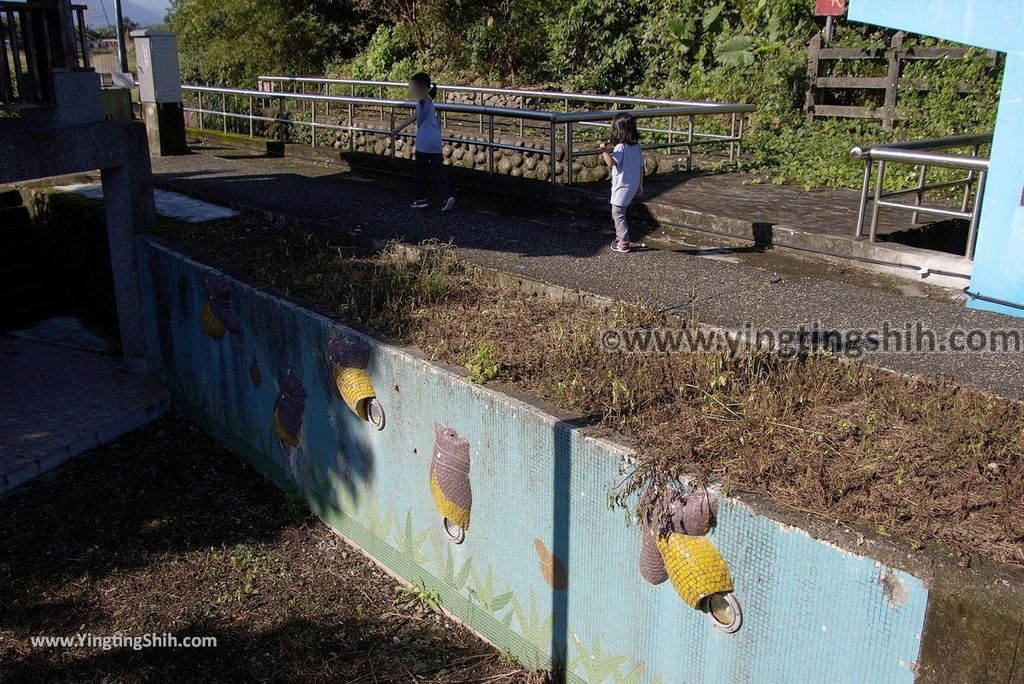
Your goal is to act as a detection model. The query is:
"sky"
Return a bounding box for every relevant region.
[85,0,169,27]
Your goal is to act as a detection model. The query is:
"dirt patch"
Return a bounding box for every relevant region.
[0,411,542,684]
[173,215,1024,569]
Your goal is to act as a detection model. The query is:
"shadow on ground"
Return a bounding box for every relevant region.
[0,411,539,684]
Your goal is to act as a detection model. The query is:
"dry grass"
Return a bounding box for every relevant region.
[182,218,1024,568]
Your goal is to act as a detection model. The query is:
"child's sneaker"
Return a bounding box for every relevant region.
[411,199,429,209]
[441,197,456,212]
[610,241,631,253]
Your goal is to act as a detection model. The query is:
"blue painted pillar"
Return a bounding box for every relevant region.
[967,53,1024,315]
[848,1,1024,316]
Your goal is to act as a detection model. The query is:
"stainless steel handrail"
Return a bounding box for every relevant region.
[257,75,756,112]
[851,134,991,260]
[182,83,750,186]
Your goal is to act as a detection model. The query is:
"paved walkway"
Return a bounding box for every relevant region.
[0,318,170,495]
[151,146,1024,399]
[583,171,915,239]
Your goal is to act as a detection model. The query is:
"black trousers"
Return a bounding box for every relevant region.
[414,152,452,201]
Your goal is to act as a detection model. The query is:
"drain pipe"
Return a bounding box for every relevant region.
[962,288,1024,312]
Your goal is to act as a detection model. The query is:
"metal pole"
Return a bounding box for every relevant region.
[549,122,557,185]
[488,113,495,174]
[519,96,524,137]
[389,108,395,158]
[962,144,980,213]
[736,114,745,160]
[686,115,694,172]
[197,90,203,129]
[869,160,887,242]
[729,112,737,162]
[311,100,316,148]
[278,95,285,142]
[966,170,985,260]
[565,122,574,186]
[113,0,128,73]
[222,93,227,133]
[911,164,927,224]
[478,92,483,134]
[668,116,675,154]
[248,96,253,137]
[854,160,872,238]
[348,102,354,151]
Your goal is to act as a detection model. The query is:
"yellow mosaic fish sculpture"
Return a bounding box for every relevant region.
[327,334,376,421]
[658,533,734,608]
[640,488,740,630]
[430,423,472,538]
[199,274,240,340]
[200,302,225,339]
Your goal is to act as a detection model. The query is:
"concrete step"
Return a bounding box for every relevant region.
[629,196,974,288]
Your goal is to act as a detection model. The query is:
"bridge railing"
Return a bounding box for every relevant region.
[182,83,753,185]
[1,0,90,109]
[851,133,991,260]
[257,75,752,166]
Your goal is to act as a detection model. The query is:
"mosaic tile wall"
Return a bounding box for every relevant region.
[137,237,929,683]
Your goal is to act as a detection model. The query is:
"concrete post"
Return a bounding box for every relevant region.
[99,124,158,372]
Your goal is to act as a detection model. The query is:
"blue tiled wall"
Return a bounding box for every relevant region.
[137,237,928,683]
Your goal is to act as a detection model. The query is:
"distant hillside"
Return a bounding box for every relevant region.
[85,0,167,27]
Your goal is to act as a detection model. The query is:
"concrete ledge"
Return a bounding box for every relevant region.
[0,397,171,497]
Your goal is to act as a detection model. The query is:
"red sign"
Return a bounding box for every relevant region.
[815,0,847,16]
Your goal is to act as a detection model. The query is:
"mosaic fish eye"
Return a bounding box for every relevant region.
[443,518,465,544]
[367,398,385,430]
[703,593,742,634]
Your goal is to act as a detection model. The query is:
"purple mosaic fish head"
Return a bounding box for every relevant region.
[201,274,240,334]
[433,423,470,469]
[279,369,307,401]
[327,334,371,369]
[661,490,718,536]
[274,369,307,444]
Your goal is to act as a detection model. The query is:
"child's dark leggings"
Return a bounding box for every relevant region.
[414,153,451,201]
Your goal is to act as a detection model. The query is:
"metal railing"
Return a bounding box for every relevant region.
[851,134,991,260]
[182,83,753,185]
[257,75,753,166]
[1,0,90,108]
[257,75,749,110]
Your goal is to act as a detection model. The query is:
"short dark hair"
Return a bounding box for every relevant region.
[410,72,437,100]
[609,112,639,146]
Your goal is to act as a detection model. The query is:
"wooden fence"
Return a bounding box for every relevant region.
[804,31,998,130]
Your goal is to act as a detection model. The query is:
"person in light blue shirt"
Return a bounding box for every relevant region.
[393,72,455,212]
[600,113,644,253]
